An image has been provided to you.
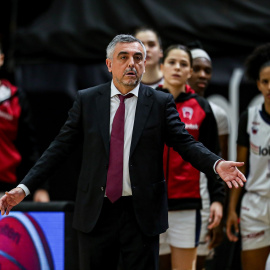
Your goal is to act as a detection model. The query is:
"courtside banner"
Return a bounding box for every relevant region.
[0,211,64,270]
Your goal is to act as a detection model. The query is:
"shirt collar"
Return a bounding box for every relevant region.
[110,80,139,98]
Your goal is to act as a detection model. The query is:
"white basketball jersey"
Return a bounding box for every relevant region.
[209,101,229,136]
[246,105,270,197]
[200,102,229,208]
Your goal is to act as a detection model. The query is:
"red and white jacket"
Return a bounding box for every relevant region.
[157,85,225,210]
[0,79,38,185]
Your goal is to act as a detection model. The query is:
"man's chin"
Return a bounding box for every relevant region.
[123,79,139,87]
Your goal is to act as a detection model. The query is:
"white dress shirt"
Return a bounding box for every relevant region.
[18,81,139,197]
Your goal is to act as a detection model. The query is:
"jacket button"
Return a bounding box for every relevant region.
[101,187,104,191]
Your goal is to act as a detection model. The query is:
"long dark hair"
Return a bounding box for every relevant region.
[245,43,270,81]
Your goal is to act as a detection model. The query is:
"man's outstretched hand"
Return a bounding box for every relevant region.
[216,160,246,188]
[0,187,25,215]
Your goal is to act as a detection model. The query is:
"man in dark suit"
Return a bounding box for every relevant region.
[0,34,245,270]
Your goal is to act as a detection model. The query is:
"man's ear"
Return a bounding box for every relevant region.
[106,58,112,72]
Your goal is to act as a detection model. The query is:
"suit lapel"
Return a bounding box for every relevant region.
[96,83,111,157]
[130,85,153,157]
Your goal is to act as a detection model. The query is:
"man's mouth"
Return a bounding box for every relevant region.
[124,69,137,77]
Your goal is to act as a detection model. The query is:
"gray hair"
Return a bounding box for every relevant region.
[106,34,146,60]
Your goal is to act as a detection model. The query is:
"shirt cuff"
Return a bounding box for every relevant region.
[213,159,224,174]
[17,184,30,196]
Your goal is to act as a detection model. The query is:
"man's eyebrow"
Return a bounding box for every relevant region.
[134,52,143,57]
[117,51,143,57]
[117,51,129,57]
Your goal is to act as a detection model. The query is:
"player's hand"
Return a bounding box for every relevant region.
[226,210,239,242]
[216,160,246,188]
[208,201,223,229]
[0,187,25,215]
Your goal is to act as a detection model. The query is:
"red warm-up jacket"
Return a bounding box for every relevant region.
[0,79,38,186]
[157,85,225,211]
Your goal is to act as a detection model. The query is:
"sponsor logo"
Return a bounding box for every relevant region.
[250,142,259,155]
[250,143,270,156]
[0,110,13,121]
[0,213,54,270]
[242,230,264,239]
[259,146,270,156]
[0,224,21,244]
[185,123,199,130]
[182,107,193,119]
[252,126,258,134]
[252,121,260,134]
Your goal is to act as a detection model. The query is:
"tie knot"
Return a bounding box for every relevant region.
[118,93,133,103]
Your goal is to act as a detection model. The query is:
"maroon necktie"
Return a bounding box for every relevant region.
[106,93,133,203]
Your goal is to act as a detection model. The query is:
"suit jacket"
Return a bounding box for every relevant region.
[21,82,220,236]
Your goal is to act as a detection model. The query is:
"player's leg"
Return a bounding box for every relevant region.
[159,231,172,270]
[167,210,201,270]
[196,206,210,270]
[241,247,270,270]
[171,246,197,270]
[240,193,270,270]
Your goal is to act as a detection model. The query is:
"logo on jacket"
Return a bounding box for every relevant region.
[182,107,193,119]
[0,110,13,121]
[185,123,199,130]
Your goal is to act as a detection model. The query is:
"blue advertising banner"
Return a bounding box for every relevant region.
[0,211,65,270]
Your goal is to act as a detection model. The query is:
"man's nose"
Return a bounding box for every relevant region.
[128,58,135,67]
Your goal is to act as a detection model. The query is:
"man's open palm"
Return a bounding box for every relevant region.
[216,161,246,188]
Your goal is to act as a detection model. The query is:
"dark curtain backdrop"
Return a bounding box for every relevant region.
[10,0,270,63]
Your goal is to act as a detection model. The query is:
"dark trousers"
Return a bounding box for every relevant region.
[77,197,159,270]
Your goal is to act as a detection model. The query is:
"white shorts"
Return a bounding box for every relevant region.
[196,173,212,256]
[240,192,270,251]
[197,207,211,256]
[159,209,201,255]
